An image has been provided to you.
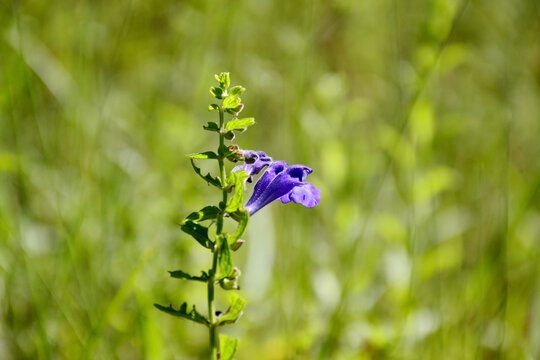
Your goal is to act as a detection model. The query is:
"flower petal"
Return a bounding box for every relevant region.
[245,164,316,215]
[232,151,273,182]
[245,161,288,208]
[281,183,321,208]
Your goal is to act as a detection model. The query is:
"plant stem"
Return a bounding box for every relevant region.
[208,108,228,359]
[208,249,219,360]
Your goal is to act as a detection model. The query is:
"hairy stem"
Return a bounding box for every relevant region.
[208,107,228,359]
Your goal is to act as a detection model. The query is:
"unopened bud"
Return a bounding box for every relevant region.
[230,238,245,251]
[220,277,240,290]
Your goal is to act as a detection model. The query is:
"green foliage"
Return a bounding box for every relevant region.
[225,171,249,213]
[215,72,231,90]
[230,209,249,244]
[180,220,213,249]
[153,303,209,326]
[216,294,246,326]
[185,206,221,222]
[219,335,238,360]
[210,86,224,99]
[188,151,219,159]
[190,159,222,187]
[228,85,245,98]
[225,118,255,132]
[222,96,241,110]
[217,234,233,279]
[169,270,210,282]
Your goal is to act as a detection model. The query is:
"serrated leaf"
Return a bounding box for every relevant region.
[184,206,220,222]
[219,334,238,360]
[181,220,213,248]
[169,269,209,282]
[228,85,245,98]
[225,118,255,132]
[216,293,246,326]
[210,86,224,99]
[222,96,241,110]
[217,234,233,279]
[208,104,220,111]
[188,151,219,160]
[191,160,221,188]
[226,171,248,213]
[230,209,249,244]
[154,302,209,326]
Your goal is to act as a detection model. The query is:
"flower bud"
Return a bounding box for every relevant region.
[220,277,240,290]
[230,239,245,251]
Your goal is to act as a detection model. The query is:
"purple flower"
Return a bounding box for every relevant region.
[243,161,321,215]
[232,151,272,183]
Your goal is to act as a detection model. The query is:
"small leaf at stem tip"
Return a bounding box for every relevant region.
[184,205,221,222]
[228,85,245,98]
[210,86,224,99]
[169,269,209,282]
[154,303,209,326]
[216,293,246,326]
[215,72,230,89]
[225,171,249,213]
[190,160,221,187]
[217,234,233,279]
[188,151,219,159]
[222,96,241,110]
[225,118,255,132]
[181,220,214,249]
[219,334,238,360]
[208,104,220,111]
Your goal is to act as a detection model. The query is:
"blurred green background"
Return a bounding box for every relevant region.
[1,0,540,359]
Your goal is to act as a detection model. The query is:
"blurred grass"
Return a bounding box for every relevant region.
[1,0,540,359]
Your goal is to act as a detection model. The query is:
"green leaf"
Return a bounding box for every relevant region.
[218,144,235,158]
[203,122,220,132]
[224,131,235,140]
[225,171,248,213]
[210,86,224,99]
[154,302,209,326]
[215,72,230,89]
[228,85,245,98]
[226,103,244,115]
[190,160,221,187]
[219,334,238,360]
[217,234,233,279]
[181,220,213,249]
[169,270,209,282]
[208,104,220,111]
[222,96,241,110]
[188,151,219,159]
[225,118,255,132]
[185,206,220,222]
[230,209,249,244]
[216,293,246,326]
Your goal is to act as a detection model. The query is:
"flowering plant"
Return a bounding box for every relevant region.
[155,73,320,359]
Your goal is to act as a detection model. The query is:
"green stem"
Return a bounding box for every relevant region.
[208,249,218,360]
[208,108,228,360]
